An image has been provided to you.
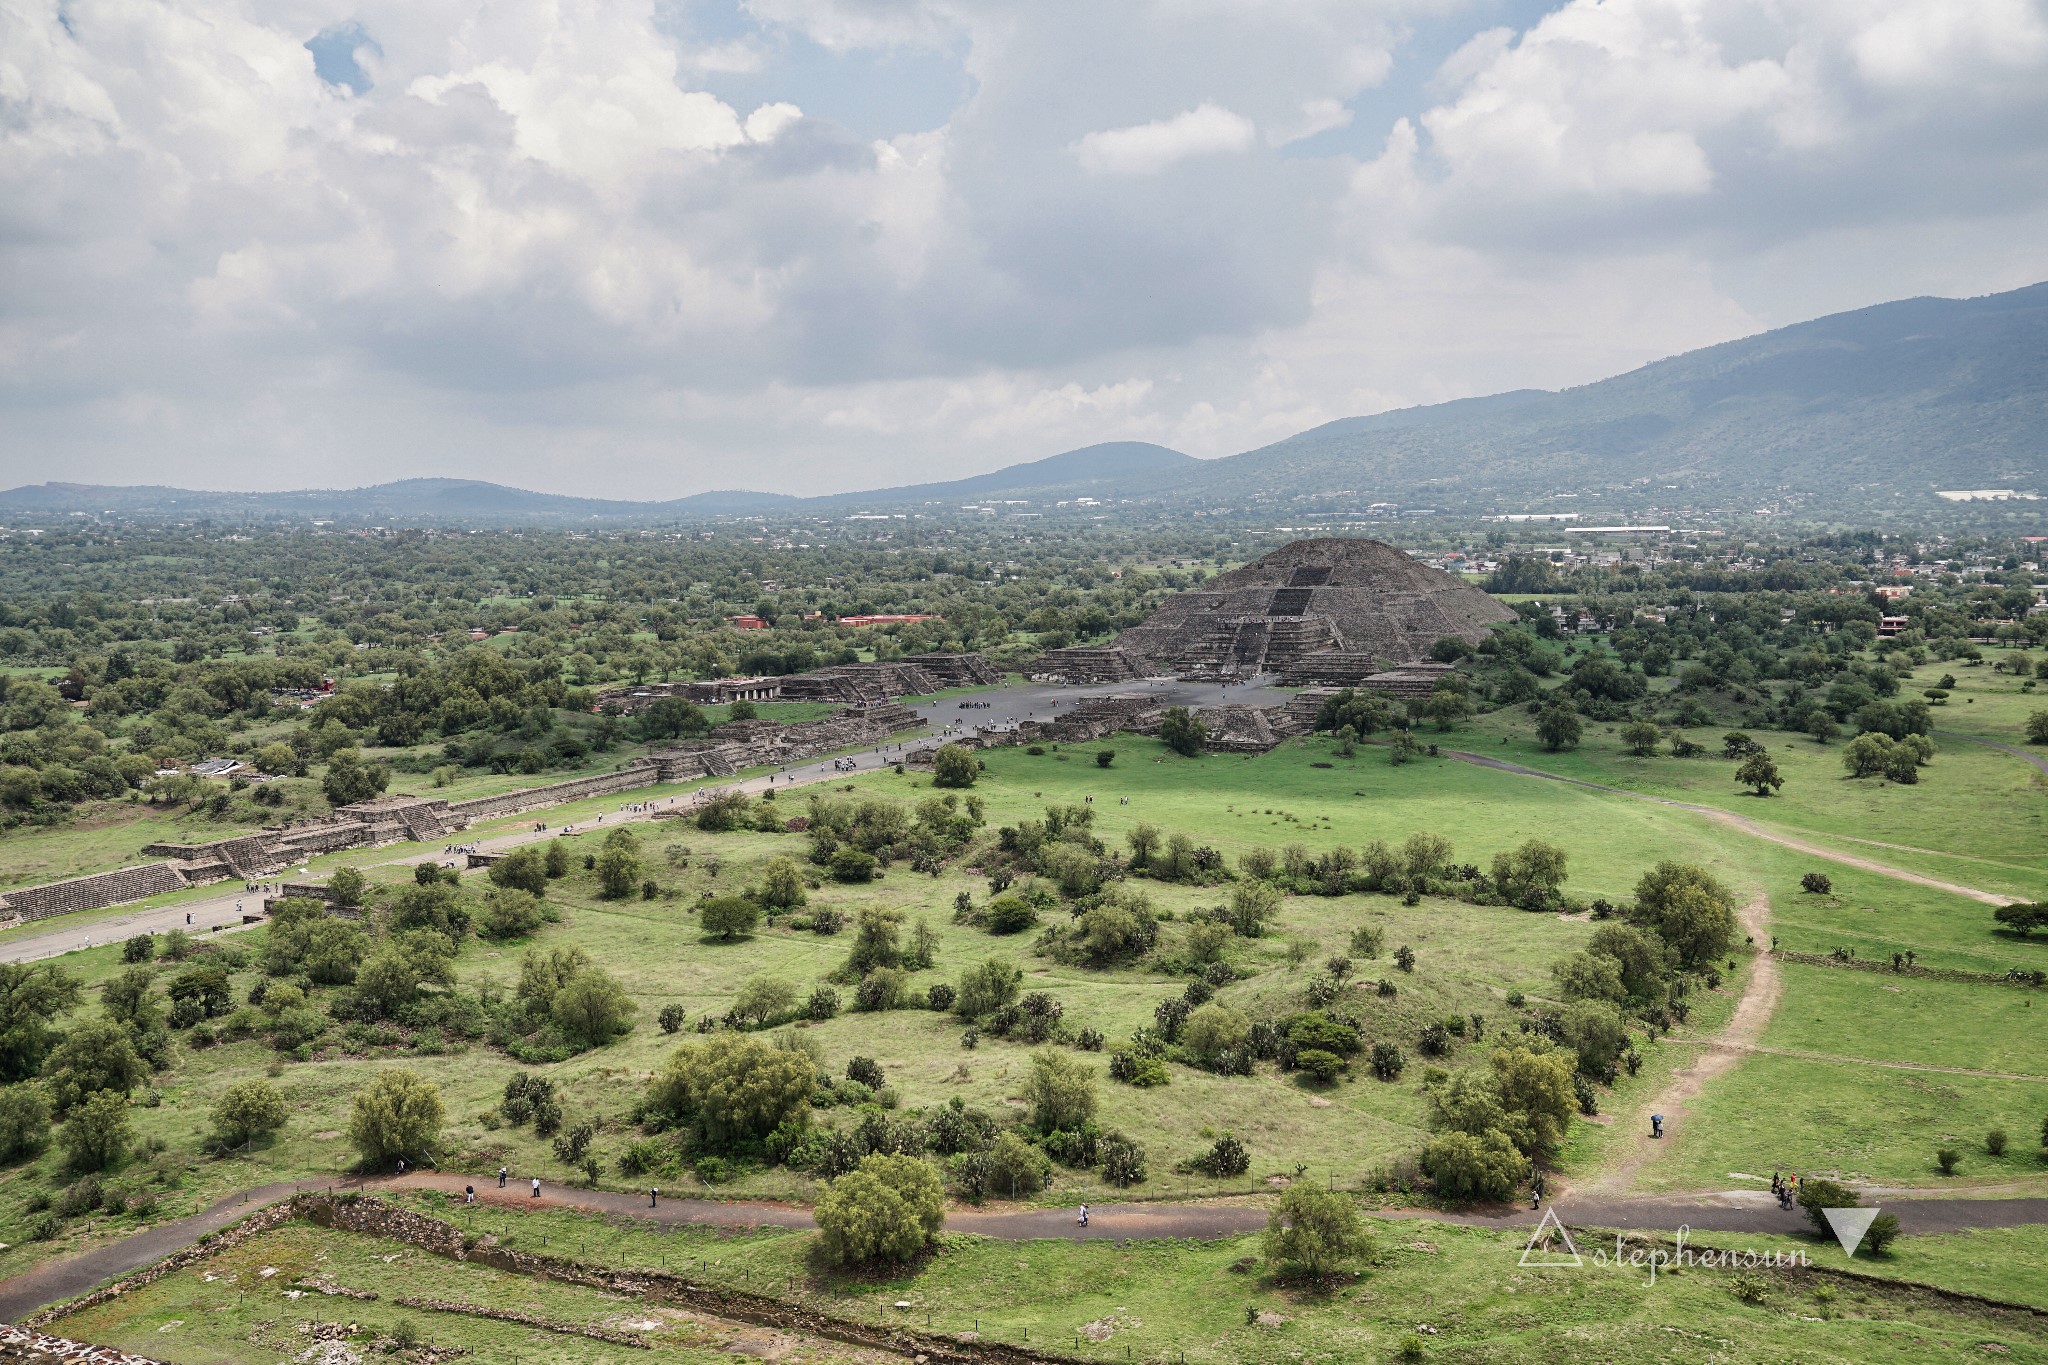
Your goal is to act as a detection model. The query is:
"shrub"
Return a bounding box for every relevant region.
[121,935,155,964]
[1099,1134,1147,1186]
[1936,1147,1961,1175]
[760,857,807,910]
[1263,1184,1371,1280]
[1862,1211,1902,1256]
[645,1034,816,1151]
[1108,1050,1170,1086]
[60,1090,132,1173]
[1989,1128,2009,1156]
[806,986,842,1020]
[985,896,1037,935]
[855,968,906,1013]
[985,1131,1053,1196]
[480,887,549,941]
[1393,945,1416,973]
[1095,750,1115,768]
[830,847,878,883]
[1022,1050,1097,1133]
[734,976,798,1026]
[955,959,1022,1019]
[346,1070,444,1168]
[931,744,978,788]
[210,1079,289,1147]
[659,1003,687,1034]
[700,896,760,941]
[1192,1132,1250,1178]
[1795,1177,1862,1236]
[1295,1049,1344,1084]
[815,1153,946,1266]
[1369,1042,1405,1081]
[923,983,955,1012]
[1800,872,1832,895]
[1420,1128,1527,1202]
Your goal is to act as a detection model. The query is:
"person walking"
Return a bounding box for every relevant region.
[1077,1203,1089,1227]
[498,1166,508,1188]
[464,1184,476,1205]
[649,1187,659,1208]
[395,1157,406,1178]
[532,1177,542,1198]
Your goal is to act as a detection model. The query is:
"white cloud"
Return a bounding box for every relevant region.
[1,0,2046,497]
[1072,103,1257,176]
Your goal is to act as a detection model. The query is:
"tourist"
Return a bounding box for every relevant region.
[1077,1203,1089,1227]
[464,1184,475,1205]
[498,1166,508,1188]
[649,1187,659,1208]
[532,1177,542,1198]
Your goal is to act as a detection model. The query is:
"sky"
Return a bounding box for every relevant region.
[4,0,2048,498]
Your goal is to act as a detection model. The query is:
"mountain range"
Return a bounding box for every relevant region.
[5,282,2043,523]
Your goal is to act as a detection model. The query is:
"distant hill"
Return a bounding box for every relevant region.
[1174,282,2048,508]
[815,442,1197,506]
[0,444,1195,524]
[6,282,2043,522]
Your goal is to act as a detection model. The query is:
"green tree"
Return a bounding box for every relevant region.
[1551,951,1627,1005]
[489,847,549,896]
[210,1079,290,1146]
[1126,823,1162,868]
[326,865,368,909]
[760,857,807,910]
[1993,902,2048,936]
[61,1089,132,1173]
[1021,1049,1096,1133]
[1182,1003,1251,1065]
[2027,710,2048,745]
[733,976,797,1025]
[1619,720,1661,757]
[955,959,1022,1019]
[1796,1177,1862,1239]
[0,1083,52,1162]
[480,888,547,940]
[829,847,878,883]
[43,1018,147,1113]
[1419,1128,1528,1202]
[544,839,570,878]
[321,748,389,807]
[253,741,301,776]
[1489,839,1568,910]
[1159,706,1207,757]
[551,968,635,1047]
[595,827,642,899]
[1559,999,1629,1075]
[1263,1184,1371,1279]
[0,963,82,1084]
[644,1033,815,1150]
[815,1154,946,1266]
[1736,750,1783,795]
[700,895,761,941]
[1229,880,1282,937]
[1629,862,1738,968]
[346,1069,445,1167]
[931,743,978,788]
[1536,705,1582,751]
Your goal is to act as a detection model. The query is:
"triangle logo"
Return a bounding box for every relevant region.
[1821,1206,1880,1257]
[1518,1207,1583,1267]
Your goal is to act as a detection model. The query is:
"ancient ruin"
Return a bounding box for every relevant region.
[1034,538,1512,683]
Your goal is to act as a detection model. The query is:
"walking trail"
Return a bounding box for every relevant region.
[1578,891,1781,1197]
[1442,747,2018,906]
[7,1171,2048,1323]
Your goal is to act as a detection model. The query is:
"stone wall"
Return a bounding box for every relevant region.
[0,863,189,923]
[0,1325,172,1363]
[442,764,658,821]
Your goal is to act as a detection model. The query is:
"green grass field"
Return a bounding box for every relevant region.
[47,1195,2048,1365]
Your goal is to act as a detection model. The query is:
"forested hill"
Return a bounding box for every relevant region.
[4,283,2043,522]
[1171,281,2048,508]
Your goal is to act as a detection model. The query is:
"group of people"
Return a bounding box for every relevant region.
[1771,1171,1802,1209]
[441,842,483,856]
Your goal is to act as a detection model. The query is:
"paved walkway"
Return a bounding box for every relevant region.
[0,678,1278,967]
[7,1171,2048,1321]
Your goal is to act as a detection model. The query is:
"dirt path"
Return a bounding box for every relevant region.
[9,1172,2048,1322]
[1579,892,1782,1197]
[1442,748,2018,906]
